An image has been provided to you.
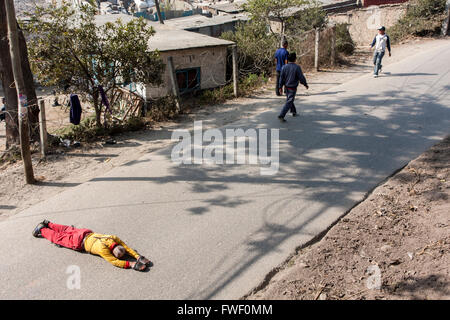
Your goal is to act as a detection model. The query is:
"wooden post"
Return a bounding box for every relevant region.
[442,0,450,36]
[280,25,285,48]
[155,0,164,24]
[314,28,320,72]
[39,99,48,157]
[167,56,181,112]
[331,25,336,67]
[5,0,34,184]
[232,45,238,98]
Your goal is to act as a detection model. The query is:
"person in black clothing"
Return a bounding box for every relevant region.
[0,98,6,121]
[274,40,289,96]
[278,52,308,122]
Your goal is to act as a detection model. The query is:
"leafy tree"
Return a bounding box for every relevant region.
[287,0,327,34]
[243,0,305,35]
[25,1,164,127]
[389,0,448,41]
[233,0,327,74]
[243,0,326,44]
[222,21,278,75]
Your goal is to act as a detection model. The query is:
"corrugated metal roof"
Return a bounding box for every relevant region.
[147,27,235,51]
[209,0,247,13]
[163,13,249,30]
[94,14,234,51]
[269,0,358,18]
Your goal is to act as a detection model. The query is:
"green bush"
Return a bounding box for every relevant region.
[56,114,147,142]
[240,73,268,92]
[389,0,447,42]
[335,23,355,55]
[145,96,179,122]
[198,84,235,105]
[55,116,106,142]
[198,73,268,105]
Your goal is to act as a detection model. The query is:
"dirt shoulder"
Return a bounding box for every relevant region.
[245,136,450,300]
[1,37,448,222]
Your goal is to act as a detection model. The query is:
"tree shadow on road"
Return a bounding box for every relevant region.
[36,73,450,299]
[386,274,449,299]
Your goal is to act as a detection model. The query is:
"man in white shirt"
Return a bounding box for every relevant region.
[370,26,391,78]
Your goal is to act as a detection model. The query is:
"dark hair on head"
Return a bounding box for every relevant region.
[288,52,297,62]
[283,40,288,47]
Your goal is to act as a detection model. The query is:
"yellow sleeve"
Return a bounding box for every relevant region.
[112,235,140,259]
[99,249,131,269]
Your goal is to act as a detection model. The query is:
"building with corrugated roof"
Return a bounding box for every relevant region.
[95,14,234,99]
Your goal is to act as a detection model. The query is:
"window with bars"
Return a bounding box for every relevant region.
[175,67,201,94]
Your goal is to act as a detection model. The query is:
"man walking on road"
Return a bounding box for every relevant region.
[32,220,151,271]
[274,40,289,96]
[278,52,309,122]
[370,26,391,78]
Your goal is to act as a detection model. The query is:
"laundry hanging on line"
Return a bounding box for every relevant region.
[69,94,82,125]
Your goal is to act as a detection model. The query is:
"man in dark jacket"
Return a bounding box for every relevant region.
[278,52,308,122]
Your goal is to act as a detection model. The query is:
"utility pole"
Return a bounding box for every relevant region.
[442,0,450,36]
[5,0,35,184]
[232,45,238,98]
[314,28,320,72]
[39,100,48,157]
[167,56,181,112]
[155,0,164,24]
[331,25,336,67]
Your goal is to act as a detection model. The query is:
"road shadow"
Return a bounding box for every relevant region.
[35,181,81,188]
[64,153,119,158]
[387,274,449,299]
[20,62,449,299]
[0,205,16,210]
[308,90,346,96]
[387,72,438,77]
[84,82,450,298]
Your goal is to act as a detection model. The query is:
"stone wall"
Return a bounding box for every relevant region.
[328,4,407,45]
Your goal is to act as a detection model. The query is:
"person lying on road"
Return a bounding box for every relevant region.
[32,220,150,271]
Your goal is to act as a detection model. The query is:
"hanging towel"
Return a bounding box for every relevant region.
[98,85,112,114]
[69,94,82,125]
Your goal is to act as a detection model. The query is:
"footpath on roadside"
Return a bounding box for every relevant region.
[246,137,449,300]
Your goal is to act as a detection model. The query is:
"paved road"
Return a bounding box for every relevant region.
[1,40,449,299]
